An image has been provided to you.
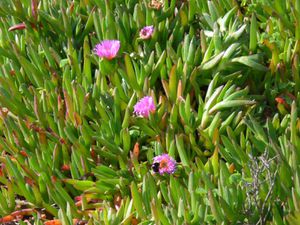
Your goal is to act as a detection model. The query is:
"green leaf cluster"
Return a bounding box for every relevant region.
[0,0,299,224]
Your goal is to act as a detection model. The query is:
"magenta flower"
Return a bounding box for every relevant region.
[93,40,120,60]
[134,96,156,118]
[139,25,154,40]
[152,154,176,175]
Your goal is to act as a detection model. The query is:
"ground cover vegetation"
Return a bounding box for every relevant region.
[0,0,300,224]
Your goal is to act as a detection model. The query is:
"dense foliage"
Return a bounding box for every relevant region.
[0,0,300,224]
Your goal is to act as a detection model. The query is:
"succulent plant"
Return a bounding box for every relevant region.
[0,0,299,224]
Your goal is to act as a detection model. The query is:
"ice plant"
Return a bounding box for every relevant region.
[133,96,155,118]
[93,40,120,60]
[8,23,26,32]
[152,154,176,175]
[139,25,154,39]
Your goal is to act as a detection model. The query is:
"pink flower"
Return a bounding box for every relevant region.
[93,40,120,60]
[139,26,154,39]
[134,96,156,118]
[152,154,176,175]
